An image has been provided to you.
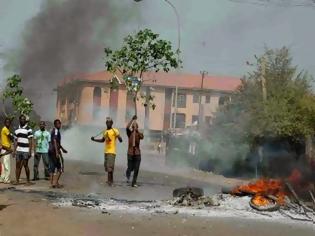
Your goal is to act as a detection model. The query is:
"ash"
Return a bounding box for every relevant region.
[54,194,315,227]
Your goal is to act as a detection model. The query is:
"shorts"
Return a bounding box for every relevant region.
[49,152,63,173]
[16,152,30,161]
[104,153,116,172]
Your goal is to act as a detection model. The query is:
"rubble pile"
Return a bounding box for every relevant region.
[72,199,100,208]
[168,189,220,207]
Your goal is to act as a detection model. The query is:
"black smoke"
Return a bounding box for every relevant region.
[18,0,138,118]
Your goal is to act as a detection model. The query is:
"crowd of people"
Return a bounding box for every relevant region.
[0,115,67,188]
[0,114,143,189]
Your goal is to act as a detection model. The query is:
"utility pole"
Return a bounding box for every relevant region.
[257,55,267,178]
[173,86,178,131]
[261,56,267,101]
[198,71,208,128]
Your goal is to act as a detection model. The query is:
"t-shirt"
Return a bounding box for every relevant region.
[34,130,51,153]
[104,128,120,154]
[126,128,143,156]
[1,126,12,149]
[14,125,33,153]
[49,128,61,154]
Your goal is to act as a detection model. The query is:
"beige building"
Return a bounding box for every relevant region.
[56,71,241,130]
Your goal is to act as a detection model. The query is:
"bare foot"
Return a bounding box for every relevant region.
[56,184,64,189]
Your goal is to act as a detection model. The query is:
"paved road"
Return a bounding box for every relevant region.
[5,151,225,201]
[1,152,314,236]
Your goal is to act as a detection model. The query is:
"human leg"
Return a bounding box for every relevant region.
[105,154,115,186]
[1,151,11,183]
[23,158,31,183]
[42,153,50,179]
[126,155,133,182]
[15,153,23,184]
[53,156,62,187]
[48,152,56,187]
[132,156,141,187]
[33,153,41,180]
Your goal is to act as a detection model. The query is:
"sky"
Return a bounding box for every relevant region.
[1,0,315,80]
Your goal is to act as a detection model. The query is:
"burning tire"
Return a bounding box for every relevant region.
[249,196,280,212]
[173,187,204,198]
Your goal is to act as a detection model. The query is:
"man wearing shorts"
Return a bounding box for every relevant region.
[91,117,122,186]
[13,115,33,185]
[49,119,67,188]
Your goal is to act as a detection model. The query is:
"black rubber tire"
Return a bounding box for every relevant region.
[249,197,280,212]
[173,187,204,198]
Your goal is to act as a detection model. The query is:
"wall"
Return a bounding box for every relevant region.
[148,88,165,131]
[57,82,228,130]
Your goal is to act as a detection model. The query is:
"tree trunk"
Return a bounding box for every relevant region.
[305,135,313,162]
[133,94,137,116]
[144,86,150,134]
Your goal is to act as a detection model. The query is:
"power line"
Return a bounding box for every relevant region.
[228,0,315,7]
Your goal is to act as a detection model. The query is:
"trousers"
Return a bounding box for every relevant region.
[126,155,141,185]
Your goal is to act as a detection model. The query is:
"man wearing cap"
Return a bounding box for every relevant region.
[91,117,122,186]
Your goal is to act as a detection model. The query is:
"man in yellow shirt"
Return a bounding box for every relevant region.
[0,118,14,184]
[91,117,122,186]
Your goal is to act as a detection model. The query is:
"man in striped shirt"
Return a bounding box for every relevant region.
[13,115,33,185]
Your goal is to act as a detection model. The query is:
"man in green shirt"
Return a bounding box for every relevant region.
[33,121,51,180]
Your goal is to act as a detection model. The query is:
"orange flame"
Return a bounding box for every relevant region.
[251,195,274,207]
[232,179,286,206]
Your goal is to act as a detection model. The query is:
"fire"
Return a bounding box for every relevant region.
[251,195,274,207]
[232,179,287,206]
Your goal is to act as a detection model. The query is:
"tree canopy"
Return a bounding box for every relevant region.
[1,74,35,126]
[104,28,181,114]
[229,47,315,141]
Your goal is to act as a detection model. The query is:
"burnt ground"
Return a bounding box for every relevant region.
[0,152,314,236]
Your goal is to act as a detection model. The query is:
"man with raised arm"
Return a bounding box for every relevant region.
[126,115,144,188]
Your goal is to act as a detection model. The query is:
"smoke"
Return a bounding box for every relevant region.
[17,0,139,119]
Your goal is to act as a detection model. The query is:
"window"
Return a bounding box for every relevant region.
[173,92,186,108]
[177,93,186,108]
[172,113,186,128]
[93,87,102,120]
[205,95,211,103]
[205,116,212,125]
[192,115,198,124]
[193,94,199,103]
[219,96,229,106]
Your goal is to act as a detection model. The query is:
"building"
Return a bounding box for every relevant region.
[56,71,241,130]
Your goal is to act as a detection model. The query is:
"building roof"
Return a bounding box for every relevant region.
[60,70,241,92]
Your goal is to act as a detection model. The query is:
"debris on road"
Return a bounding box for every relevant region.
[169,187,219,207]
[72,199,100,208]
[169,193,220,207]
